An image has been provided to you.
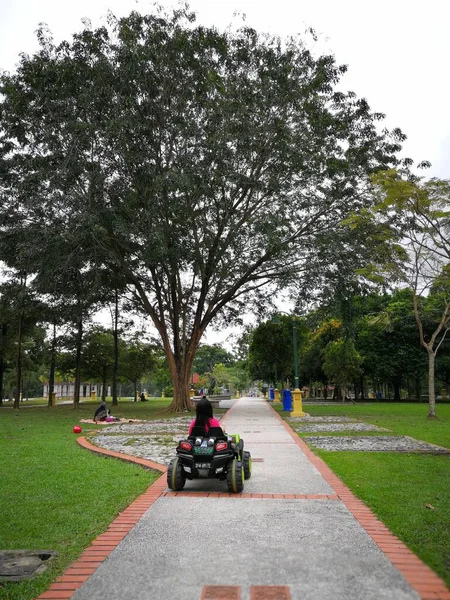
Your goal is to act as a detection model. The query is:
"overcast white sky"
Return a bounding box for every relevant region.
[1,0,449,347]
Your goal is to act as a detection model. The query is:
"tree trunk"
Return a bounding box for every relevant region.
[414,377,421,402]
[48,321,56,407]
[14,314,23,409]
[171,366,192,411]
[111,289,119,407]
[167,353,194,412]
[427,348,436,418]
[102,366,107,402]
[0,324,6,407]
[73,315,83,409]
[133,381,137,402]
[393,377,401,402]
[0,356,3,407]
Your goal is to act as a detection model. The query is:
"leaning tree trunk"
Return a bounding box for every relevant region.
[73,315,83,409]
[427,348,436,418]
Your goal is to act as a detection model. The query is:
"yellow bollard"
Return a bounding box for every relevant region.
[90,390,96,400]
[291,388,305,417]
[189,388,195,399]
[274,388,280,403]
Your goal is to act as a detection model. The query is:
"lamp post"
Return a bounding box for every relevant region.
[272,313,305,417]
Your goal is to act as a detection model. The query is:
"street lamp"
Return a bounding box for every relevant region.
[272,313,305,417]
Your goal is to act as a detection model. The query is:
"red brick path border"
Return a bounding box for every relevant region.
[35,404,450,600]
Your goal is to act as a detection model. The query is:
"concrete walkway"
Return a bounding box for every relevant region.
[38,397,449,600]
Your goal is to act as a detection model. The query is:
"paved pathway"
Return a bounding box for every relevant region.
[37,397,449,600]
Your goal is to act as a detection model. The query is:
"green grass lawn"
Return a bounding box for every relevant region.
[0,399,189,600]
[276,401,450,587]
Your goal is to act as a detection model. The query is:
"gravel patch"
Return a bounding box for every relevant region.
[288,416,358,423]
[90,417,201,465]
[103,417,192,435]
[91,434,182,465]
[290,423,388,433]
[306,435,450,454]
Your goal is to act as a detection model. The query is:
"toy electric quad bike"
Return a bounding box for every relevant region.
[167,426,252,493]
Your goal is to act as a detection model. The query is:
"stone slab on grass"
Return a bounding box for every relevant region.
[306,435,450,454]
[0,550,57,581]
[291,423,389,433]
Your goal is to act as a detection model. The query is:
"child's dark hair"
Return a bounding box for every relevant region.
[194,397,214,430]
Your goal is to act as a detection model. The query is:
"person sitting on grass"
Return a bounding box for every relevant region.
[188,396,221,436]
[94,399,108,422]
[93,399,120,423]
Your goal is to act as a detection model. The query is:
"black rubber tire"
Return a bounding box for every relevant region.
[226,460,244,493]
[243,451,252,480]
[167,457,186,491]
[237,439,245,461]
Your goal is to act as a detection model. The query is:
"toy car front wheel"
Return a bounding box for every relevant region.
[167,457,186,491]
[227,459,244,493]
[243,451,252,480]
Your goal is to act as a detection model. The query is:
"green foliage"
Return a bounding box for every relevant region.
[118,336,159,387]
[193,344,234,375]
[300,318,341,388]
[355,290,426,395]
[322,338,362,388]
[248,316,307,386]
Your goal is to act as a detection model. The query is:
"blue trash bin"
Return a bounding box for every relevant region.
[269,387,274,402]
[282,389,292,411]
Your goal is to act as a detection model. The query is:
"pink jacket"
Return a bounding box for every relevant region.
[188,417,222,436]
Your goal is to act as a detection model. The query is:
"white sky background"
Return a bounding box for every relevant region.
[1,0,449,348]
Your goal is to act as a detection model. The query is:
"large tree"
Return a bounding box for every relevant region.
[371,171,450,416]
[0,7,405,410]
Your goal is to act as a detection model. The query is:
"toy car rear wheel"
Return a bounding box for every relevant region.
[167,457,186,491]
[243,451,252,480]
[226,459,244,493]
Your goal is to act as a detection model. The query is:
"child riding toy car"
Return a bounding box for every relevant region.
[167,426,252,493]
